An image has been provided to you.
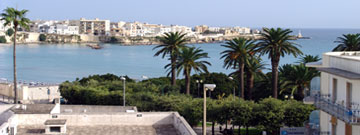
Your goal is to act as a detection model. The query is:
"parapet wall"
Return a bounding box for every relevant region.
[15,112,196,135]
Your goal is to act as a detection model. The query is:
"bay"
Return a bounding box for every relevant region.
[0,28,359,83]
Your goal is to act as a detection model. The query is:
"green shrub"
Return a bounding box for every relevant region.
[39,34,46,41]
[0,36,6,43]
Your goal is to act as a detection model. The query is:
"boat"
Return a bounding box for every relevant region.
[87,44,103,49]
[297,30,311,39]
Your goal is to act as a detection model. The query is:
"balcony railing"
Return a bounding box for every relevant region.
[314,94,360,125]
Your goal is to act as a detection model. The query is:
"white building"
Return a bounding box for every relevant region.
[307,51,360,135]
[232,27,251,34]
[123,22,145,37]
[79,18,110,35]
[55,24,79,35]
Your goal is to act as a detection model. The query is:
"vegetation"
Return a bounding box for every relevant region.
[254,28,302,99]
[0,36,6,43]
[221,38,255,98]
[109,36,118,43]
[6,28,14,36]
[60,74,315,134]
[39,34,47,41]
[175,47,210,95]
[1,7,30,103]
[333,33,360,51]
[153,32,188,86]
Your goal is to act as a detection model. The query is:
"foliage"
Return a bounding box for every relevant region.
[39,34,46,41]
[109,36,118,43]
[174,47,210,95]
[60,73,315,130]
[297,54,321,64]
[190,72,234,98]
[6,28,14,36]
[254,27,303,99]
[0,36,6,43]
[333,33,360,51]
[153,32,189,86]
[221,37,255,99]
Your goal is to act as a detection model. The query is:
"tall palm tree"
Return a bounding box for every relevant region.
[297,54,321,64]
[1,8,30,104]
[279,64,320,100]
[176,47,210,95]
[333,34,360,51]
[244,56,266,100]
[221,38,255,99]
[254,28,302,99]
[153,32,188,86]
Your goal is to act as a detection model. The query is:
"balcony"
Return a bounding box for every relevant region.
[314,94,360,125]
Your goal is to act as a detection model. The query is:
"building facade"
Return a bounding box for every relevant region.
[79,18,110,35]
[308,51,360,135]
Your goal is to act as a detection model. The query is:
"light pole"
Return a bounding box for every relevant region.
[120,76,126,107]
[229,77,235,99]
[196,80,203,98]
[203,84,216,135]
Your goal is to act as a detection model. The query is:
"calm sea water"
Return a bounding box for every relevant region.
[0,29,359,83]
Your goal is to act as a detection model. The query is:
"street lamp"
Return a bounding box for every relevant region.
[229,77,235,99]
[120,76,126,107]
[203,84,216,135]
[196,80,203,98]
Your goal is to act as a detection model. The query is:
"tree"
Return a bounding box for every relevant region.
[6,28,14,36]
[39,34,46,41]
[221,38,255,99]
[175,47,210,95]
[297,54,321,64]
[1,7,30,103]
[254,28,302,99]
[255,98,285,135]
[153,32,188,86]
[283,100,315,127]
[332,33,360,51]
[0,36,6,43]
[244,56,266,100]
[279,64,320,100]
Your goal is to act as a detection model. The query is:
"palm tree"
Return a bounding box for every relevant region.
[297,54,321,64]
[244,56,266,100]
[176,47,210,95]
[1,8,30,104]
[254,28,302,99]
[333,34,360,51]
[279,64,320,100]
[221,38,255,99]
[153,32,188,86]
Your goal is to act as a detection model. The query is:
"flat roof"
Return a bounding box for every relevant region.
[17,125,180,135]
[11,104,55,114]
[325,51,360,61]
[60,105,137,114]
[44,119,66,125]
[317,67,360,79]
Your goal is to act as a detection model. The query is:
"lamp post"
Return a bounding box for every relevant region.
[229,77,235,99]
[120,76,126,107]
[203,84,216,135]
[196,80,203,98]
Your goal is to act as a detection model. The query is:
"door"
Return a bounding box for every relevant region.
[346,82,352,109]
[332,79,337,102]
[345,124,352,135]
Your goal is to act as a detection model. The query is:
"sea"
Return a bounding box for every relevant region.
[0,28,359,83]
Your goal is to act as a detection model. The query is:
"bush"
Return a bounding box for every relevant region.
[109,36,118,43]
[0,36,6,43]
[6,28,14,36]
[39,34,46,41]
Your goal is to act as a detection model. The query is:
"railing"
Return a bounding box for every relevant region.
[314,94,360,124]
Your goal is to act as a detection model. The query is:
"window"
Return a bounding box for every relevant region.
[50,127,61,133]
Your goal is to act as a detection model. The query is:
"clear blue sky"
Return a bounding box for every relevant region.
[1,0,360,28]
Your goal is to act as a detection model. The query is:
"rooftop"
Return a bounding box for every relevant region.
[325,51,360,61]
[44,119,66,125]
[17,125,180,135]
[11,104,54,114]
[317,67,360,80]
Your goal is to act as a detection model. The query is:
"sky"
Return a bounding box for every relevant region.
[1,0,360,29]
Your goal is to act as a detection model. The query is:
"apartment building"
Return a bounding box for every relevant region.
[307,51,360,135]
[79,18,110,35]
[194,25,208,33]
